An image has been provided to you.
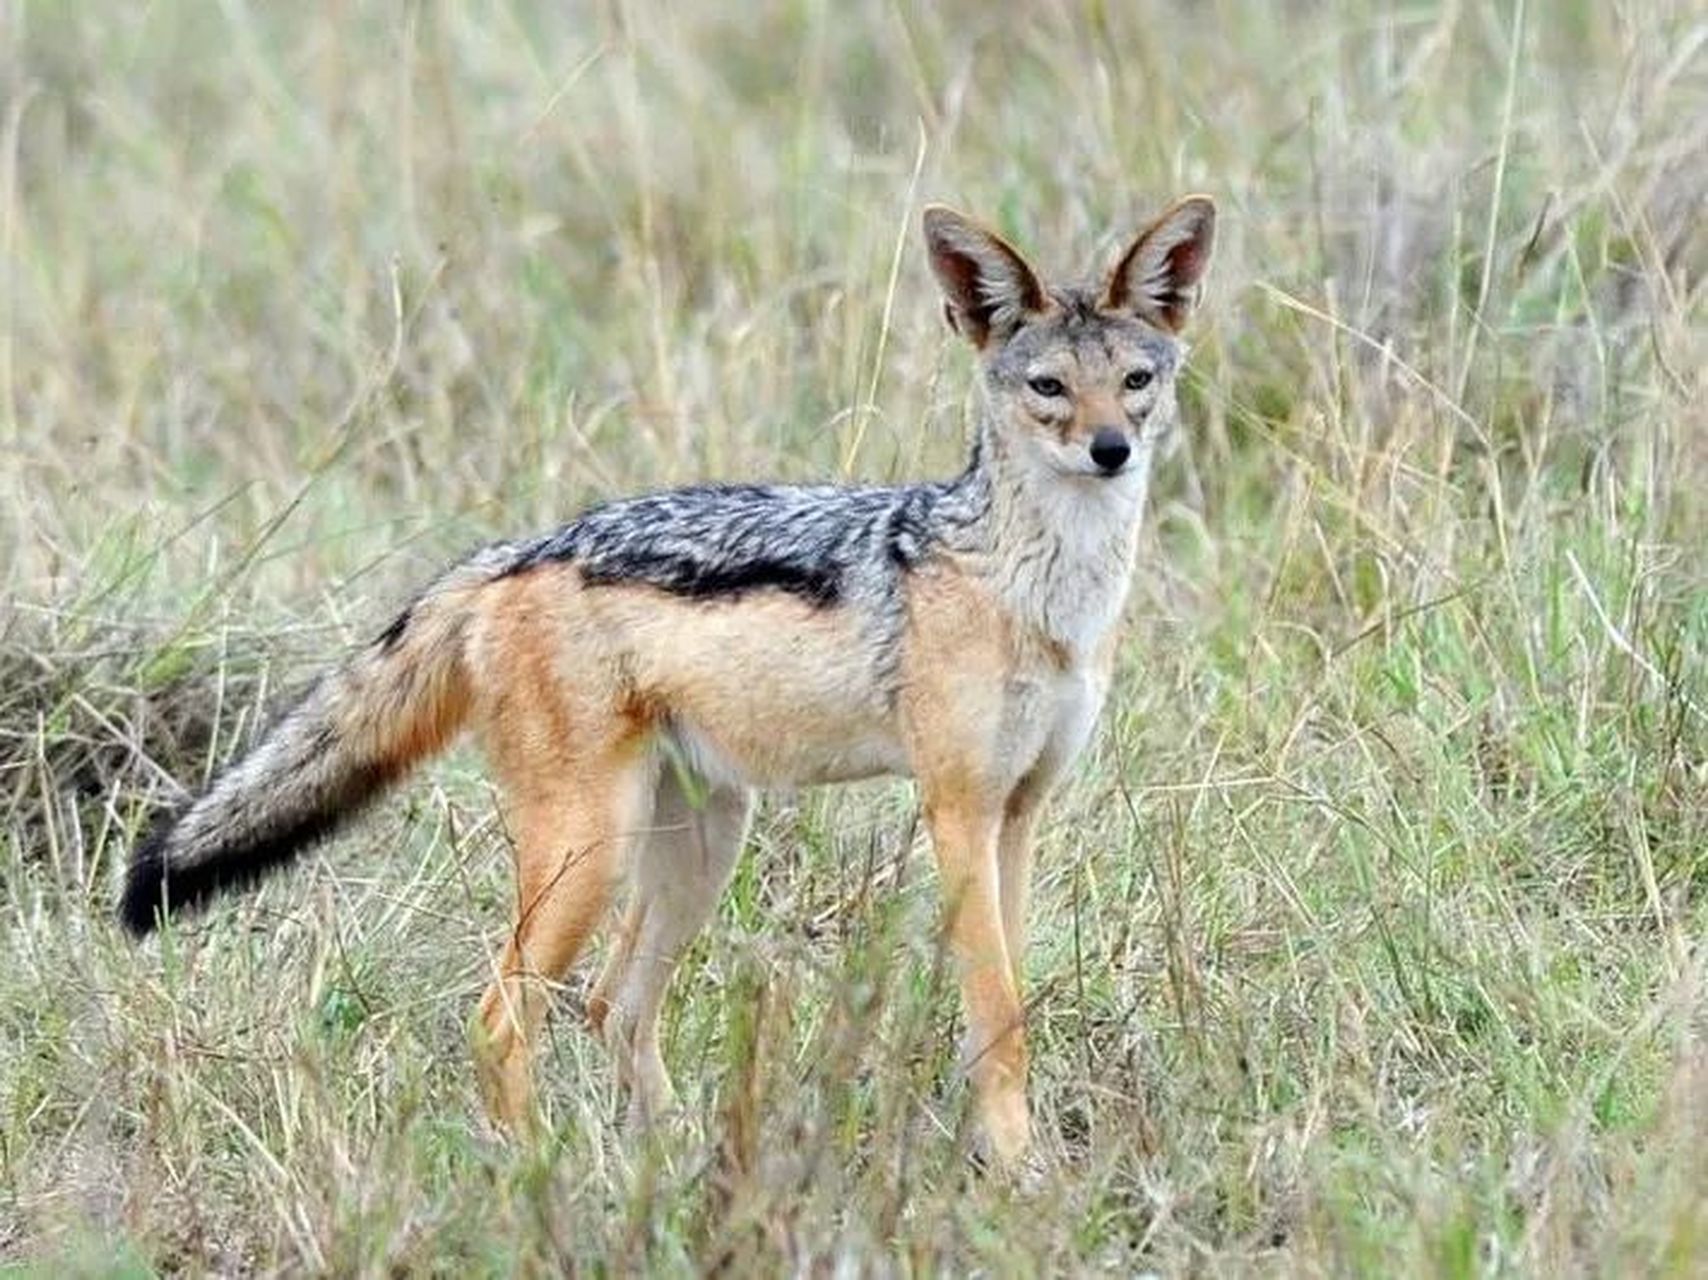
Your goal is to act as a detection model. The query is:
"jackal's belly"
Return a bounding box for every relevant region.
[614,590,908,789]
[664,709,906,790]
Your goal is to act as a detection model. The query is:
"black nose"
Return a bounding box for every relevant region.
[1089,428,1131,473]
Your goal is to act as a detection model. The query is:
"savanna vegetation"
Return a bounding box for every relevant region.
[2,2,1704,1272]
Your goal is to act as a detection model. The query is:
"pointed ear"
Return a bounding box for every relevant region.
[922,205,1047,349]
[1102,195,1217,332]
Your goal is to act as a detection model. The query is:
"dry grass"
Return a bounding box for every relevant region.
[2,1,1705,1273]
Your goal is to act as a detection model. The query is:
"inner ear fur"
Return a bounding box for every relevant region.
[1102,195,1217,332]
[922,205,1046,349]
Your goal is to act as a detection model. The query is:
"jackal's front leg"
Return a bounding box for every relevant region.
[924,792,1030,1168]
[998,779,1049,995]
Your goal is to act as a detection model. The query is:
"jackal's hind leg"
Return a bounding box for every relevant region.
[595,772,751,1126]
[475,747,652,1132]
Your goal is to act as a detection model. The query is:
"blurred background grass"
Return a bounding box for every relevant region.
[1,1,1704,1272]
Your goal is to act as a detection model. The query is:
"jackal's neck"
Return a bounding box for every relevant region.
[949,416,1151,656]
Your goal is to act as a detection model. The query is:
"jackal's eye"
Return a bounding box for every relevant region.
[1123,368,1154,392]
[1027,376,1067,398]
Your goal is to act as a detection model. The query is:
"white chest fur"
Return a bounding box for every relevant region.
[990,448,1150,661]
[999,664,1109,789]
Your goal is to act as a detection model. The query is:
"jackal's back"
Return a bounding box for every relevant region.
[498,476,989,613]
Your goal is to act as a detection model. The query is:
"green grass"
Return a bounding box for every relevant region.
[2,0,1704,1272]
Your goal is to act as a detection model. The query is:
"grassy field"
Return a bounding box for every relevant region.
[2,1,1704,1272]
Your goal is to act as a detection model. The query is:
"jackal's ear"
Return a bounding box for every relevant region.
[923,206,1046,349]
[1102,195,1217,332]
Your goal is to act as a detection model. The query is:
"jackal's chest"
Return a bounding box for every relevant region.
[998,661,1110,787]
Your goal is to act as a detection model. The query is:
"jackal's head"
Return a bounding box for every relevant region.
[924,197,1215,482]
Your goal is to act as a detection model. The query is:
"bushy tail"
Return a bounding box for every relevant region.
[119,560,492,935]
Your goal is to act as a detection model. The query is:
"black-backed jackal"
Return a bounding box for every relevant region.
[122,197,1217,1169]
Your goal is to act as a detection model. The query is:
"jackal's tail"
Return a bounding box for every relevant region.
[118,557,495,935]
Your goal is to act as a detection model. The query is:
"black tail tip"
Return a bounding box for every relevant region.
[117,812,176,936]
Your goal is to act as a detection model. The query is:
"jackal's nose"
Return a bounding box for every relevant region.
[1089,428,1131,474]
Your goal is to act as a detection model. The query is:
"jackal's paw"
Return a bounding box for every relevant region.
[599,1016,679,1130]
[967,1127,1048,1193]
[470,1013,541,1138]
[975,1088,1033,1172]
